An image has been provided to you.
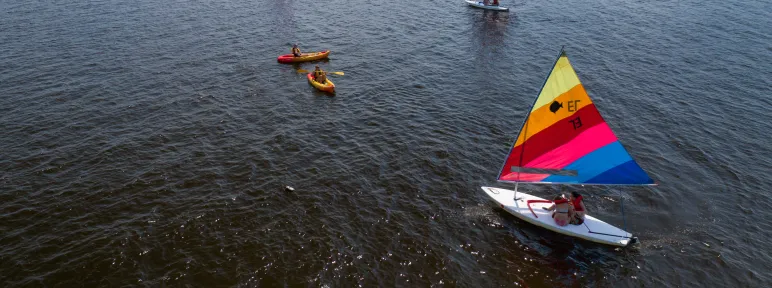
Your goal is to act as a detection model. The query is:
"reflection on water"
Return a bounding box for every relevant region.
[467,9,512,91]
[270,0,296,41]
[467,9,511,49]
[477,10,511,48]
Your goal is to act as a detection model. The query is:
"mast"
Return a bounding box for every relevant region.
[497,46,566,192]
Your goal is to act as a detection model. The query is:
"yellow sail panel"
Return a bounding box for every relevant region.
[531,54,582,112]
[513,85,592,147]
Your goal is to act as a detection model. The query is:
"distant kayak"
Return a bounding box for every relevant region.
[465,0,509,11]
[277,50,331,63]
[307,73,335,93]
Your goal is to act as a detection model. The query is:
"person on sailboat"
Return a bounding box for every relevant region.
[491,0,499,6]
[543,194,572,226]
[292,44,302,57]
[569,192,586,225]
[313,65,327,83]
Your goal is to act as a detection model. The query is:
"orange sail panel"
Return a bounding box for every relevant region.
[497,51,654,185]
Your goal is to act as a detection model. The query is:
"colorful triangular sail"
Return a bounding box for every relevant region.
[497,50,654,185]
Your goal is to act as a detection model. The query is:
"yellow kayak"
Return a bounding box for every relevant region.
[307,73,335,93]
[277,50,331,63]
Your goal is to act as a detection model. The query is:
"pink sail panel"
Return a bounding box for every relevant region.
[499,172,549,182]
[522,123,618,169]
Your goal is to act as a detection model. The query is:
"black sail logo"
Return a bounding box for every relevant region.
[549,101,563,113]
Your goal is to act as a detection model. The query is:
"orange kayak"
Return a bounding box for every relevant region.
[277,50,330,63]
[307,73,335,93]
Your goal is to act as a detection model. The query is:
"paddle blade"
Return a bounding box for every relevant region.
[330,71,344,76]
[297,69,309,73]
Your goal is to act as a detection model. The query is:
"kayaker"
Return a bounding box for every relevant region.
[569,191,586,225]
[292,44,302,57]
[313,65,327,84]
[543,194,572,227]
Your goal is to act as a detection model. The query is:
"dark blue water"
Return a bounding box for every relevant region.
[1,0,771,286]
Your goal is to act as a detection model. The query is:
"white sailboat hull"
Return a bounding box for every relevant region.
[481,186,633,247]
[465,0,509,11]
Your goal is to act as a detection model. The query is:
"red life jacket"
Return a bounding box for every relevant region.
[553,198,569,205]
[572,196,584,212]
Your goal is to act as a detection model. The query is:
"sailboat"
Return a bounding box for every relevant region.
[481,48,656,247]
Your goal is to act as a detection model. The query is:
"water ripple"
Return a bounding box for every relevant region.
[1,0,771,286]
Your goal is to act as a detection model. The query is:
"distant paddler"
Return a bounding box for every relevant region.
[277,49,330,63]
[292,44,302,57]
[313,65,327,84]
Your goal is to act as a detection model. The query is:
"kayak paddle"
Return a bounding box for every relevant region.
[297,69,344,76]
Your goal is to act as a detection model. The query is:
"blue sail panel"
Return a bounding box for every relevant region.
[539,141,652,185]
